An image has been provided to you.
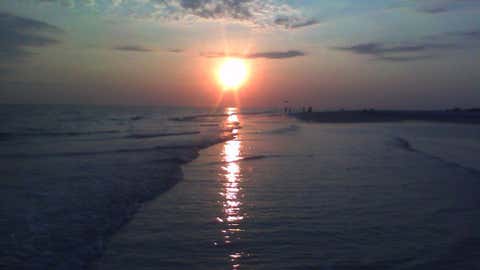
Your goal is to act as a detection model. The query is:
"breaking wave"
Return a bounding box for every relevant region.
[125,131,201,139]
[170,110,274,122]
[392,137,416,152]
[0,130,121,140]
[255,124,300,135]
[392,137,480,177]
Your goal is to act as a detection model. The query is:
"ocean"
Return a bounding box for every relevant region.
[1,105,480,269]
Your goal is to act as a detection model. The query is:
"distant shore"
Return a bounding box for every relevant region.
[293,110,480,124]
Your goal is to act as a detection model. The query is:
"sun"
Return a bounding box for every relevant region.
[217,58,249,90]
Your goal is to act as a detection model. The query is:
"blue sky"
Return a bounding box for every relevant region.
[0,0,479,108]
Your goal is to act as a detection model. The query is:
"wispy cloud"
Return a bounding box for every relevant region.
[201,50,305,59]
[37,0,319,29]
[0,12,63,61]
[248,50,306,59]
[376,55,435,62]
[273,17,319,29]
[412,0,480,14]
[113,45,153,52]
[448,29,480,40]
[168,48,184,53]
[334,42,457,62]
[335,42,456,55]
[38,0,91,8]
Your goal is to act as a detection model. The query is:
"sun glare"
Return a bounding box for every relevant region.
[217,58,249,91]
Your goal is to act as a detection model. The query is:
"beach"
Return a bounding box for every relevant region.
[2,105,480,269]
[3,1,480,269]
[94,109,480,269]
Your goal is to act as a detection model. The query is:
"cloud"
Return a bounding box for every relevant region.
[334,42,457,62]
[0,12,63,61]
[376,55,435,62]
[419,6,449,13]
[412,0,480,14]
[38,0,318,30]
[448,29,480,40]
[248,50,306,59]
[335,42,456,55]
[113,45,153,52]
[200,50,305,59]
[273,17,319,29]
[38,0,90,8]
[168,48,184,53]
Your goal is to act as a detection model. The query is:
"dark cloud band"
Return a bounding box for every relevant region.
[335,42,456,55]
[0,12,63,61]
[201,50,305,59]
[334,41,459,62]
[413,0,480,14]
[113,45,153,52]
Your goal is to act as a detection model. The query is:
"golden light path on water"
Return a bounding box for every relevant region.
[218,107,245,270]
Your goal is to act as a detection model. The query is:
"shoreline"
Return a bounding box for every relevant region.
[1,133,234,270]
[86,133,235,269]
[293,110,480,124]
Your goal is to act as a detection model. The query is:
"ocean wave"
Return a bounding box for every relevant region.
[392,137,416,152]
[1,162,185,270]
[0,130,121,140]
[125,131,200,139]
[254,124,300,135]
[0,134,234,159]
[130,115,144,121]
[169,111,274,122]
[0,131,234,269]
[391,137,480,177]
[169,113,228,122]
[222,126,242,132]
[239,154,280,162]
[202,154,282,165]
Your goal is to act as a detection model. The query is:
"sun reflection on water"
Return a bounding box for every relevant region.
[218,107,245,270]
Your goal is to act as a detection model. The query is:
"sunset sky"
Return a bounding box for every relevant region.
[0,0,479,109]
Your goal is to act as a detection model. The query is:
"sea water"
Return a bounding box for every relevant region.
[0,105,237,269]
[94,110,480,270]
[1,105,480,269]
